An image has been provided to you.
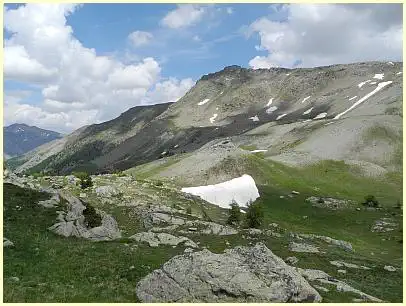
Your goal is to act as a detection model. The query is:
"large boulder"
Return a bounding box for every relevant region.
[136,243,322,302]
[48,192,121,241]
[130,231,198,248]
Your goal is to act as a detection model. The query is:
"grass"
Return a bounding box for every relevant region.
[3,183,181,302]
[208,154,402,207]
[4,161,403,302]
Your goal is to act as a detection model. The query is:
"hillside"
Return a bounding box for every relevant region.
[4,124,63,158]
[8,61,403,177]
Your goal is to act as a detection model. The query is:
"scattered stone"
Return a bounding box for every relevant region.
[356,208,361,211]
[291,191,300,195]
[337,270,346,274]
[384,265,396,272]
[285,256,299,265]
[244,228,262,236]
[79,193,87,198]
[9,276,20,282]
[264,230,282,238]
[130,231,198,248]
[297,268,382,302]
[289,242,320,253]
[184,248,194,253]
[279,195,285,199]
[371,218,397,232]
[136,243,322,302]
[3,238,14,248]
[94,185,120,197]
[188,227,198,232]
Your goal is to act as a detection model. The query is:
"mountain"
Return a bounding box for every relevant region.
[4,124,63,158]
[8,61,402,180]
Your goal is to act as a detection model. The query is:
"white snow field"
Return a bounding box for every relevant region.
[209,113,218,123]
[181,174,260,209]
[266,98,273,107]
[266,106,278,114]
[198,98,210,106]
[249,115,260,122]
[335,81,393,120]
[250,149,267,153]
[301,96,311,103]
[276,114,287,120]
[303,107,313,115]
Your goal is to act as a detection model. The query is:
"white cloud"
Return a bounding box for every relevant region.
[3,4,194,133]
[161,4,206,29]
[128,30,153,47]
[248,4,403,68]
[226,7,234,15]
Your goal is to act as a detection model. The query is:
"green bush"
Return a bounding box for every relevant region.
[227,201,241,226]
[245,201,264,229]
[82,202,102,228]
[362,195,379,207]
[73,172,93,189]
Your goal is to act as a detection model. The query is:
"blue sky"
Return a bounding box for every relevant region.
[65,3,281,79]
[3,3,402,132]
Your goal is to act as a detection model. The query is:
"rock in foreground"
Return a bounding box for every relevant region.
[136,243,322,302]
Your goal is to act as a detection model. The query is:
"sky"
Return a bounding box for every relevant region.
[3,3,403,133]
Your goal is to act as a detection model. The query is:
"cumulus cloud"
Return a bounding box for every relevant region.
[161,4,206,29]
[128,30,153,47]
[248,4,403,68]
[3,4,194,133]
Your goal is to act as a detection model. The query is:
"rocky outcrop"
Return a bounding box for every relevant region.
[94,185,120,197]
[289,242,320,253]
[371,218,397,232]
[3,238,14,248]
[330,260,370,270]
[129,232,198,248]
[306,196,354,210]
[299,234,353,252]
[297,268,383,302]
[38,194,60,208]
[136,243,322,302]
[48,192,121,241]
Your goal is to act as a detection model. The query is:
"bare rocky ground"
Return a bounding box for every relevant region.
[3,170,402,302]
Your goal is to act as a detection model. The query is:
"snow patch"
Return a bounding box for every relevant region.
[301,96,311,103]
[198,98,210,106]
[387,61,394,65]
[181,175,260,209]
[249,115,260,122]
[266,106,278,114]
[303,107,313,115]
[397,72,402,75]
[313,113,327,120]
[276,114,287,120]
[250,150,267,153]
[335,81,393,120]
[373,73,384,80]
[370,81,377,85]
[358,80,371,88]
[209,113,218,123]
[349,96,357,101]
[266,98,273,107]
[303,119,312,123]
[174,144,179,148]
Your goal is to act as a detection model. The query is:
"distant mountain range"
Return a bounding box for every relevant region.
[6,61,402,180]
[4,124,63,158]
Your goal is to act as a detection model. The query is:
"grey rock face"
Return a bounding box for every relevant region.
[371,218,397,232]
[94,185,120,197]
[136,243,322,302]
[38,194,60,208]
[330,260,370,270]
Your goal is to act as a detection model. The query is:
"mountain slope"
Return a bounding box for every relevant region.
[9,61,403,176]
[4,124,63,158]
